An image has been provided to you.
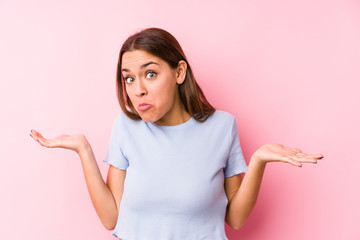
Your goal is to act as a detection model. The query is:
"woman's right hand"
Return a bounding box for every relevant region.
[30,129,88,154]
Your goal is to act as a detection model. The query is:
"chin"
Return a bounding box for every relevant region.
[139,113,161,123]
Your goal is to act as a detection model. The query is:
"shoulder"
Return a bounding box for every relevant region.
[207,109,236,124]
[197,109,236,134]
[114,111,126,123]
[112,111,142,130]
[114,111,140,123]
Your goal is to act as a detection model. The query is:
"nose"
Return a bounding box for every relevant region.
[135,79,147,97]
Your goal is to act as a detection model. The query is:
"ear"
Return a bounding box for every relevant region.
[175,60,187,85]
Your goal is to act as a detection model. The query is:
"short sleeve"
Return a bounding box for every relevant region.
[103,114,129,170]
[224,117,248,177]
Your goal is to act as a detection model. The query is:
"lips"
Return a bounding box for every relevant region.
[138,103,152,111]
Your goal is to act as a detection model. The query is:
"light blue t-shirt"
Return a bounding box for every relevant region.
[103,109,248,240]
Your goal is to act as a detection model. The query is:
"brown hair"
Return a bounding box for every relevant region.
[116,27,215,122]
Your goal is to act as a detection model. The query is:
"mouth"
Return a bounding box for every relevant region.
[138,103,152,111]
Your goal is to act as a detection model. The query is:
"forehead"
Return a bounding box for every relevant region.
[122,50,162,69]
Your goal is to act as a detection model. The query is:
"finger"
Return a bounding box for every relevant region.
[29,132,40,142]
[29,133,35,141]
[279,156,302,167]
[295,152,323,159]
[289,155,317,164]
[38,137,57,148]
[301,153,324,159]
[30,129,40,135]
[31,129,44,139]
[30,132,52,148]
[41,138,59,148]
[30,131,44,142]
[289,160,302,167]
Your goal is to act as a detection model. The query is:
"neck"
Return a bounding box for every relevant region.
[155,110,191,126]
[155,100,191,126]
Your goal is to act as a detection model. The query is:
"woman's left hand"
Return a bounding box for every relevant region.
[252,143,324,167]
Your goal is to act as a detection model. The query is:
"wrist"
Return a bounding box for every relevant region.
[77,136,92,156]
[250,154,267,167]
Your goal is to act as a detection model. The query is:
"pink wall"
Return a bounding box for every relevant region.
[1,0,359,239]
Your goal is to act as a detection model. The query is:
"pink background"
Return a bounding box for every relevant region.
[1,0,359,239]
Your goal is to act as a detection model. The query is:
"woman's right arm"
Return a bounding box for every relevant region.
[30,130,125,230]
[78,141,126,230]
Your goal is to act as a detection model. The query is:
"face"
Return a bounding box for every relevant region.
[121,50,188,125]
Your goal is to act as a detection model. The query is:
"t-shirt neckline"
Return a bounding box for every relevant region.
[148,116,196,130]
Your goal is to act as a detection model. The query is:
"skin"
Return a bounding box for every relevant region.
[224,144,323,229]
[29,49,324,234]
[122,49,190,126]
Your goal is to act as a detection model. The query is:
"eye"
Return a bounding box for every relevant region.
[124,76,134,84]
[146,71,157,79]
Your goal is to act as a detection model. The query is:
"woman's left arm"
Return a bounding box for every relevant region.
[225,143,324,230]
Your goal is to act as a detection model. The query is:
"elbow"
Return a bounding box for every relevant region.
[101,209,119,231]
[226,206,252,230]
[226,216,248,230]
[229,220,246,230]
[102,216,117,231]
[104,222,116,231]
[231,221,245,230]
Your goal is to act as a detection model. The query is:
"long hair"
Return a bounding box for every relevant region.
[116,27,215,122]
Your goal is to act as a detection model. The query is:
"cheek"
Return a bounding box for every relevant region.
[125,86,135,100]
[153,82,177,104]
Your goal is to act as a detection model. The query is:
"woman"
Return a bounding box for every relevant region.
[30,27,323,240]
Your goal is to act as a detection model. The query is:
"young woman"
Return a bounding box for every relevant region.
[30,27,323,240]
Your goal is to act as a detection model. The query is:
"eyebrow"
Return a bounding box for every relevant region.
[121,61,159,72]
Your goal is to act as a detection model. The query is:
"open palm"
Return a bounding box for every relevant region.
[30,129,87,154]
[252,143,323,167]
